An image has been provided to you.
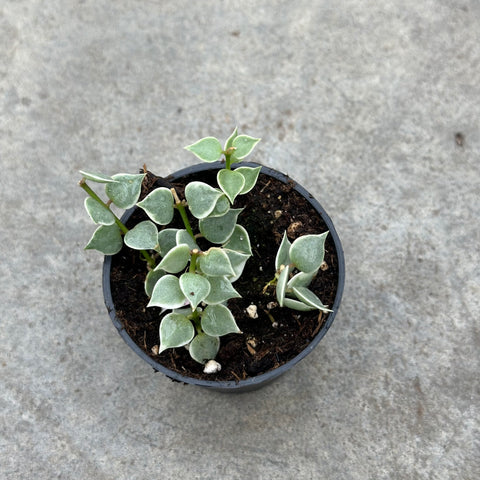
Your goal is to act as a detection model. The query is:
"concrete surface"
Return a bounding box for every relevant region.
[1,1,479,479]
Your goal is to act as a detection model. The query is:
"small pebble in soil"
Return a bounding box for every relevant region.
[320,261,329,271]
[151,345,159,355]
[203,359,222,374]
[246,304,259,319]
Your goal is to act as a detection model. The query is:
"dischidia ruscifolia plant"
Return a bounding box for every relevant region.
[79,128,332,370]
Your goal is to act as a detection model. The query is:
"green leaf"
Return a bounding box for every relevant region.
[204,276,241,304]
[198,248,235,277]
[155,243,191,274]
[210,195,230,217]
[84,197,115,225]
[275,231,291,270]
[157,228,180,256]
[179,272,211,310]
[199,208,242,244]
[234,166,262,194]
[217,169,245,204]
[282,297,317,312]
[124,221,158,250]
[189,333,220,364]
[144,268,166,297]
[85,224,123,255]
[136,187,174,225]
[292,287,333,312]
[224,127,238,151]
[287,269,318,289]
[159,312,195,353]
[289,232,329,273]
[276,264,290,307]
[224,249,250,282]
[231,135,260,161]
[184,137,223,163]
[79,170,117,183]
[105,173,145,209]
[185,181,224,219]
[148,275,187,309]
[176,229,199,251]
[201,304,241,336]
[222,225,252,255]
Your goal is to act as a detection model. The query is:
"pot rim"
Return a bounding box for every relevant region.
[103,161,345,391]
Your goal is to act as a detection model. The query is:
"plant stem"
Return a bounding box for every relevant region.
[171,188,195,239]
[189,250,199,273]
[79,179,156,268]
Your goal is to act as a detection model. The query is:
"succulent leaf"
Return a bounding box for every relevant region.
[275,264,290,307]
[189,333,220,364]
[198,248,235,277]
[85,224,123,255]
[159,312,195,353]
[84,197,115,225]
[184,137,223,163]
[79,170,117,183]
[289,232,328,273]
[291,287,333,312]
[199,208,242,244]
[105,173,145,209]
[235,166,262,194]
[185,181,223,219]
[231,135,260,161]
[157,228,180,257]
[137,187,174,225]
[124,221,158,250]
[217,169,245,204]
[275,231,291,271]
[201,304,241,337]
[203,276,241,304]
[156,243,191,274]
[179,272,211,310]
[148,275,187,309]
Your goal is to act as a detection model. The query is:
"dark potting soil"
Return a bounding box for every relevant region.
[110,167,339,382]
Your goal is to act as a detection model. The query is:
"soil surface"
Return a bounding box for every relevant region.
[110,167,339,382]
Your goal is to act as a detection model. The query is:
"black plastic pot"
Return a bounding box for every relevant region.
[103,161,345,392]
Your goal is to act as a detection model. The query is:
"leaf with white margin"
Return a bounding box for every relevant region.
[235,166,262,194]
[159,312,195,353]
[148,275,187,309]
[185,181,223,219]
[199,208,242,244]
[217,169,245,204]
[201,304,241,337]
[105,173,145,209]
[84,197,115,225]
[157,228,180,256]
[124,221,158,250]
[155,243,191,274]
[198,248,235,277]
[275,264,290,307]
[179,272,211,310]
[137,187,174,225]
[231,135,260,161]
[289,231,328,273]
[275,231,291,270]
[282,297,317,312]
[85,224,123,255]
[287,269,318,289]
[292,287,333,312]
[144,268,166,297]
[79,170,117,183]
[224,249,250,282]
[222,225,252,255]
[204,276,241,305]
[184,137,223,163]
[176,229,199,251]
[224,126,238,151]
[209,195,230,217]
[189,333,220,364]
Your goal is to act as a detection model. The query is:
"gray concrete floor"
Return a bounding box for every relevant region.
[1,1,479,479]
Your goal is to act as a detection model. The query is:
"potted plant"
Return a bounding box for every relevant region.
[80,129,345,392]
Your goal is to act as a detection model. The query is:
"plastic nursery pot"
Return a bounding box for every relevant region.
[103,161,345,393]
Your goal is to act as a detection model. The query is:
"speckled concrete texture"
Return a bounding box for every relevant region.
[1,1,479,479]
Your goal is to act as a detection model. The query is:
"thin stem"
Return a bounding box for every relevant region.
[171,188,195,239]
[79,179,156,268]
[189,250,199,273]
